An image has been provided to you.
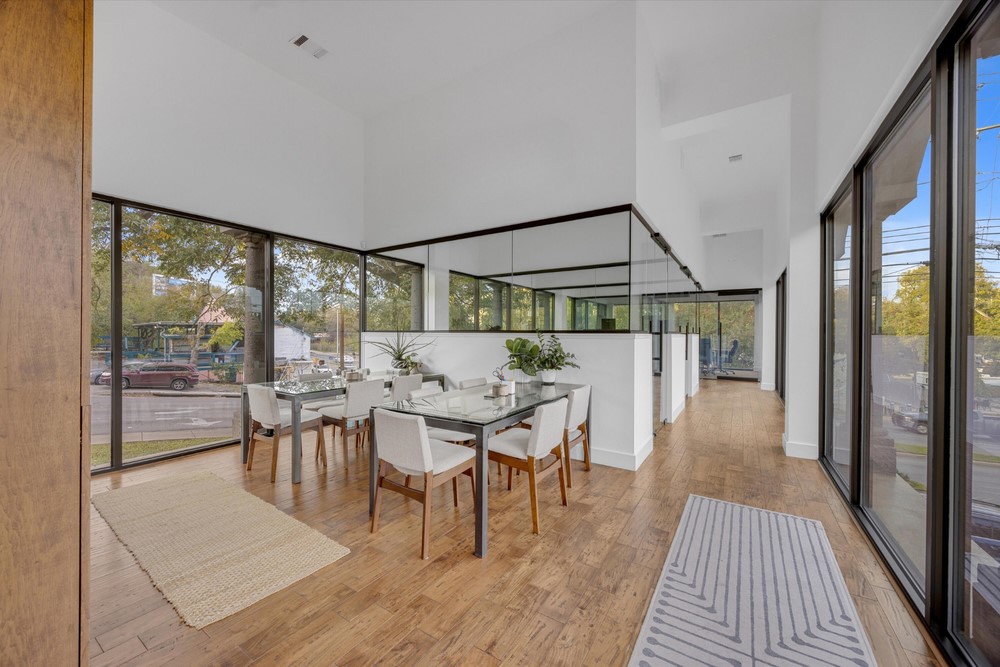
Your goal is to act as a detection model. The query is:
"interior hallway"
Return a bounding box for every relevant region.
[88,381,940,666]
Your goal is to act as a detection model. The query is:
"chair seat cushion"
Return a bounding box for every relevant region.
[392,439,476,476]
[426,427,475,443]
[520,416,534,427]
[272,407,323,429]
[488,429,531,460]
[302,398,344,410]
[318,404,368,421]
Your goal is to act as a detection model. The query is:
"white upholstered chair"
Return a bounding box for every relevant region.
[319,378,385,467]
[370,408,476,559]
[519,385,591,488]
[390,373,423,401]
[246,384,326,482]
[488,398,568,533]
[458,377,487,390]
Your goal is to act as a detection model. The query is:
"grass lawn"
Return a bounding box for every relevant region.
[91,437,229,468]
[896,442,1000,464]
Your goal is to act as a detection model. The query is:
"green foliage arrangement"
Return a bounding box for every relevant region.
[368,331,434,373]
[504,332,580,377]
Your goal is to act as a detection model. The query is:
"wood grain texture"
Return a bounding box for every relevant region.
[0,0,91,664]
[89,381,941,665]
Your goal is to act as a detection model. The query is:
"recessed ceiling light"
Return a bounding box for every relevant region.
[728,154,743,163]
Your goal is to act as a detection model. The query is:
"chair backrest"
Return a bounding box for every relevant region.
[527,398,568,458]
[565,385,591,429]
[373,409,433,473]
[459,377,487,390]
[390,373,423,401]
[345,378,386,418]
[408,385,443,400]
[247,385,281,428]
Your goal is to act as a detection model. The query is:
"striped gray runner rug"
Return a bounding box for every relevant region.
[629,495,876,667]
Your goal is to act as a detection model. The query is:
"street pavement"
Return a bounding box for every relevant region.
[89,385,240,440]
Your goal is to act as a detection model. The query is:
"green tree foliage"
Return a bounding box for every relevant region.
[365,256,422,331]
[449,273,477,330]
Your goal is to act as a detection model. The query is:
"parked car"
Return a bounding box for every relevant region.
[98,362,200,390]
[89,367,108,385]
[892,409,928,435]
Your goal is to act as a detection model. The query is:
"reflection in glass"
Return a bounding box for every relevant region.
[511,285,533,330]
[449,272,477,330]
[534,291,555,330]
[864,86,931,584]
[119,206,256,462]
[479,280,509,330]
[274,239,360,376]
[827,193,854,483]
[90,200,112,470]
[366,255,423,331]
[963,14,1000,661]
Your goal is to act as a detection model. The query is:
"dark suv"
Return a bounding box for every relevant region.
[99,362,200,391]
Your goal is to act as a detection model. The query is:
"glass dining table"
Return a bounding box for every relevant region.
[370,381,585,558]
[240,372,445,483]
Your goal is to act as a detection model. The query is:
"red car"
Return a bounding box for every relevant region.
[98,362,200,391]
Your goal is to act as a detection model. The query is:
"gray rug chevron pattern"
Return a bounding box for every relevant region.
[629,495,877,667]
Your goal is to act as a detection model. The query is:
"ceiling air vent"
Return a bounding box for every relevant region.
[728,154,743,163]
[712,233,728,239]
[289,34,329,60]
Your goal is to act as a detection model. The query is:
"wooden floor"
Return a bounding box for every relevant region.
[89,381,942,666]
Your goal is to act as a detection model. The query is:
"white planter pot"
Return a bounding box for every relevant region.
[539,370,557,385]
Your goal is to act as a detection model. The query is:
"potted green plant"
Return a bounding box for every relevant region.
[536,332,579,385]
[368,331,434,374]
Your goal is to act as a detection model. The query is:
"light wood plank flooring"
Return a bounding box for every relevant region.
[89,380,943,666]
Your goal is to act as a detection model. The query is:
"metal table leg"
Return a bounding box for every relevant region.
[291,397,302,484]
[474,425,489,558]
[240,386,250,464]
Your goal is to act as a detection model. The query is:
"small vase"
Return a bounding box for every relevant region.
[539,370,557,385]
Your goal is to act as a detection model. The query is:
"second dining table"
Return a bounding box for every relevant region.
[370,381,585,558]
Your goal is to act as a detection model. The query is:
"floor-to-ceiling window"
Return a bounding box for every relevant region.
[864,86,932,584]
[961,8,1000,660]
[118,206,256,463]
[823,193,854,485]
[818,4,1000,661]
[274,239,361,373]
[90,200,113,470]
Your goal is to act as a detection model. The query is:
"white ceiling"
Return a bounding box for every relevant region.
[152,0,616,117]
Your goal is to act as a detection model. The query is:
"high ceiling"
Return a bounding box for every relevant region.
[153,0,616,117]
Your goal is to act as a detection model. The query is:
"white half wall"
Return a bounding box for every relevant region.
[361,332,655,471]
[93,0,365,246]
[686,334,700,397]
[662,334,686,423]
[363,3,638,248]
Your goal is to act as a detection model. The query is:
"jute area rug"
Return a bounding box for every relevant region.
[91,470,349,629]
[630,495,877,667]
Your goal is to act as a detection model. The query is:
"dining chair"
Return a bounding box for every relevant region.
[298,372,346,411]
[520,385,591,488]
[458,377,487,390]
[488,398,569,534]
[319,378,385,467]
[390,373,423,401]
[246,384,326,482]
[370,408,476,559]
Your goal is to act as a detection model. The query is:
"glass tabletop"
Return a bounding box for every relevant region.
[249,373,393,396]
[380,382,580,425]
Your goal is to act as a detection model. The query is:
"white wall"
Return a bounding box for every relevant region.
[360,332,655,471]
[686,334,700,396]
[363,3,638,249]
[634,17,705,282]
[700,231,763,291]
[93,0,365,246]
[662,334,686,423]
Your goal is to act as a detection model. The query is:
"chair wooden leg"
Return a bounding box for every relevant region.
[562,429,573,489]
[340,419,349,468]
[404,475,412,487]
[246,432,257,471]
[468,467,476,499]
[270,431,281,483]
[371,461,385,533]
[496,461,502,479]
[582,424,591,471]
[507,464,513,491]
[526,458,540,534]
[421,472,433,559]
[557,451,568,506]
[315,424,327,466]
[452,477,459,507]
